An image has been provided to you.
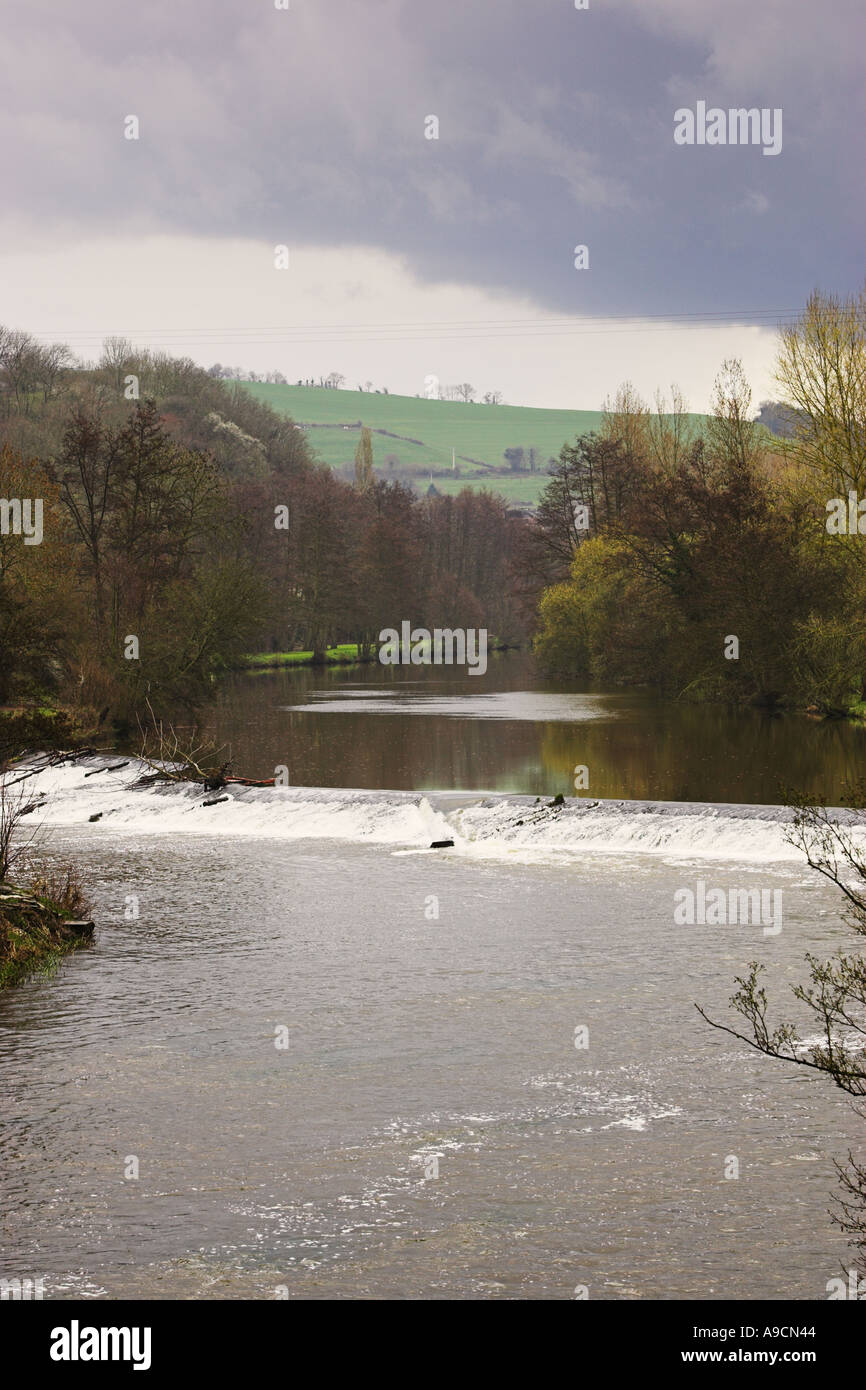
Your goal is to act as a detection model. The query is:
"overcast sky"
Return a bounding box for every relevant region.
[2,0,863,409]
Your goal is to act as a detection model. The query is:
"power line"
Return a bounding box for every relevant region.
[31,307,796,333]
[27,308,798,347]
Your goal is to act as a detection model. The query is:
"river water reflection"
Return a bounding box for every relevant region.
[206,652,866,803]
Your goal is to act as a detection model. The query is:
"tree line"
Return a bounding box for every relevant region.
[0,337,527,737]
[524,288,866,714]
[3,288,864,737]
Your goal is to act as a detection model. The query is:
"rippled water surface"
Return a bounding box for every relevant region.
[1,659,863,1299]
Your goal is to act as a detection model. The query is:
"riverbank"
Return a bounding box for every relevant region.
[242,644,371,670]
[0,880,94,989]
[241,640,522,671]
[1,719,98,989]
[0,705,93,757]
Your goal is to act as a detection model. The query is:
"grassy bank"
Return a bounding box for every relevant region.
[242,639,520,671]
[0,878,94,989]
[242,644,370,669]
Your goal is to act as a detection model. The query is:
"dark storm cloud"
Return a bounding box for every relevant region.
[3,0,863,315]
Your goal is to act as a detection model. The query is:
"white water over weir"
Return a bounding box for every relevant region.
[7,753,865,865]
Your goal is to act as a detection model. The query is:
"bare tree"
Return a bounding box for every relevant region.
[775,285,866,495]
[707,358,760,472]
[0,771,43,882]
[135,700,228,787]
[647,384,695,474]
[100,336,135,391]
[601,381,650,465]
[38,342,74,403]
[699,784,866,1271]
[0,329,41,412]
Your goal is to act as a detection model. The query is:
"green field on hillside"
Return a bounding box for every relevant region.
[236,382,608,504]
[236,381,709,507]
[427,473,550,504]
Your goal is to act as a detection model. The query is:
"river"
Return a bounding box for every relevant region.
[205,652,866,802]
[1,655,863,1299]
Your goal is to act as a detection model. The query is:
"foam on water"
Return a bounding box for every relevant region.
[8,753,864,866]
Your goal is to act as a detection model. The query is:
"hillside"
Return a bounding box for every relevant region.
[235,382,617,506]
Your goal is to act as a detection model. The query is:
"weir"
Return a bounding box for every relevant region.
[6,756,860,866]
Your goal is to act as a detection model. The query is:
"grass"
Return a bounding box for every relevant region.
[235,382,713,507]
[0,870,94,989]
[243,636,517,670]
[236,381,610,467]
[428,473,549,504]
[242,644,369,669]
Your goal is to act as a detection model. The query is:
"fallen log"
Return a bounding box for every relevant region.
[224,776,277,787]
